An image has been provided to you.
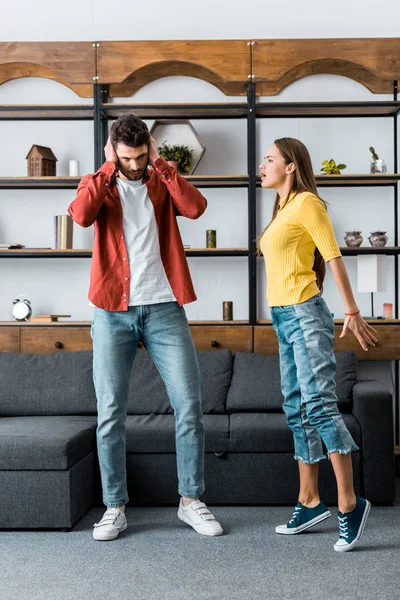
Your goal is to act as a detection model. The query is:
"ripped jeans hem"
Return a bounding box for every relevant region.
[328,445,359,459]
[294,454,327,465]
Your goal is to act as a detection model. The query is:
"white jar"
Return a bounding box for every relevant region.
[69,160,79,177]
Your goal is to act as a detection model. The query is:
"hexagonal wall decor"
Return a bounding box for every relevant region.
[150,119,206,175]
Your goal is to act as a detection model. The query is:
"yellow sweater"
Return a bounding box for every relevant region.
[260,191,341,307]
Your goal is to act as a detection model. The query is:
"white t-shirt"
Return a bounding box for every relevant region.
[90,177,176,307]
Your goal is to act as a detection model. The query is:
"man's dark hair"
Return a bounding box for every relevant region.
[110,114,150,149]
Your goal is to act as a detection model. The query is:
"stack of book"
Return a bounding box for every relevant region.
[54,215,73,249]
[30,314,71,323]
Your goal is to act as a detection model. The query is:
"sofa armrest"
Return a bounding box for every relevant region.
[352,379,395,504]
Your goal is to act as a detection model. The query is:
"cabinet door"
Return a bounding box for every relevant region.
[0,327,20,353]
[20,327,92,354]
[190,326,252,353]
[254,326,279,354]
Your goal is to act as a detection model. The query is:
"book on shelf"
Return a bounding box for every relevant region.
[0,243,25,249]
[30,314,71,323]
[54,215,73,249]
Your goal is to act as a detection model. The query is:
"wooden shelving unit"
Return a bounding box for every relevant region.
[0,248,249,258]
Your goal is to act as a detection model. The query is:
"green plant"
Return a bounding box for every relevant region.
[320,159,347,175]
[369,146,379,161]
[158,141,194,174]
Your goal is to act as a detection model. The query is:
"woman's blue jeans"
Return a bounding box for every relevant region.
[271,294,359,465]
[91,301,205,507]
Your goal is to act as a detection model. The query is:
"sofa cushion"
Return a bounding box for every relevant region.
[127,349,232,415]
[0,351,97,416]
[335,351,359,408]
[125,414,230,452]
[229,413,361,452]
[0,416,97,469]
[226,350,358,412]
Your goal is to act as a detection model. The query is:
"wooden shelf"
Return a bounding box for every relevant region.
[184,175,248,188]
[0,105,94,120]
[0,321,92,326]
[256,174,400,187]
[340,246,400,256]
[315,174,400,187]
[0,175,248,189]
[2,174,398,190]
[258,319,400,325]
[0,177,81,189]
[3,247,398,258]
[102,103,248,119]
[0,320,249,328]
[0,248,249,258]
[1,101,399,121]
[256,101,400,118]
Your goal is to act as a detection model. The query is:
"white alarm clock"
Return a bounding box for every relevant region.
[12,294,32,321]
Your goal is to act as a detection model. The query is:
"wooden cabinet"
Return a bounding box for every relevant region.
[189,325,252,353]
[254,324,400,361]
[20,326,92,354]
[0,323,398,359]
[0,327,20,353]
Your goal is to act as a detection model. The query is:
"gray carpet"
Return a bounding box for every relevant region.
[1,494,400,600]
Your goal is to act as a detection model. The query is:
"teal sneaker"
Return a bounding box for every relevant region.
[334,496,371,552]
[275,501,331,535]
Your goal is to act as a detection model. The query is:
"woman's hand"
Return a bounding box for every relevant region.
[340,313,378,351]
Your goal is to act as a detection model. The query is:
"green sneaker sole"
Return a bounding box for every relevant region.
[275,510,331,535]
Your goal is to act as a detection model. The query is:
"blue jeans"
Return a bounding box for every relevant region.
[91,301,205,507]
[271,294,359,465]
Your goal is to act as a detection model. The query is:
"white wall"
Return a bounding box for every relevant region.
[0,3,399,325]
[1,0,400,40]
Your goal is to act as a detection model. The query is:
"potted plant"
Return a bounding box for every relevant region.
[320,159,347,175]
[369,146,387,174]
[158,142,194,174]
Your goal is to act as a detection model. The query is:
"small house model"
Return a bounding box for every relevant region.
[26,145,58,177]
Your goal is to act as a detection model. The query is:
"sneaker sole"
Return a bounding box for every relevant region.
[177,509,223,536]
[334,500,371,552]
[275,511,331,535]
[93,522,127,541]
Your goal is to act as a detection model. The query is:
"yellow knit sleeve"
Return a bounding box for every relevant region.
[296,194,342,262]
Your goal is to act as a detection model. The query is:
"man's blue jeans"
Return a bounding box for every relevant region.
[91,301,205,507]
[271,294,359,465]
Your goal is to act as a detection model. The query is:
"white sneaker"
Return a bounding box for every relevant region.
[93,508,127,541]
[177,499,223,536]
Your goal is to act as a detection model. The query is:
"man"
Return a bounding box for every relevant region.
[68,114,223,541]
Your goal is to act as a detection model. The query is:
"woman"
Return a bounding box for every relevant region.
[259,137,377,552]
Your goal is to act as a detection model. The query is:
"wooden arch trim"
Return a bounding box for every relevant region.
[0,62,93,98]
[253,38,400,95]
[0,43,96,98]
[98,40,250,97]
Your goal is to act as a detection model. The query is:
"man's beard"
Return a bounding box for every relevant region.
[118,161,144,181]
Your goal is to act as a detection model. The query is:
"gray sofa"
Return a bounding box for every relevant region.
[0,349,395,529]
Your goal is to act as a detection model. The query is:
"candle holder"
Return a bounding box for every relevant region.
[206,230,217,248]
[223,301,233,321]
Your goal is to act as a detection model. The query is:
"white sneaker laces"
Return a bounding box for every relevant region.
[338,515,349,539]
[289,506,302,524]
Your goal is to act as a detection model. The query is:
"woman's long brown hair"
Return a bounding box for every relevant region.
[257,137,327,293]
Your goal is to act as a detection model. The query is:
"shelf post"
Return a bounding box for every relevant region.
[94,84,108,170]
[247,81,257,326]
[393,80,399,445]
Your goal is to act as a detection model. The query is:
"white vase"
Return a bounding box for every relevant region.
[69,160,79,177]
